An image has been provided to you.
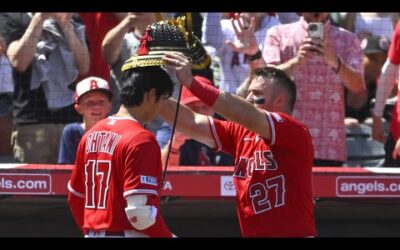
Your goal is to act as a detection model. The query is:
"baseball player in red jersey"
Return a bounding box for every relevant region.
[373,21,400,164]
[67,66,175,237]
[159,52,317,237]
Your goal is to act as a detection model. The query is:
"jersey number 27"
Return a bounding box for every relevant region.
[249,175,285,214]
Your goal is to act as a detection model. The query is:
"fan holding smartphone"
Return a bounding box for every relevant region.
[260,13,366,168]
[308,22,324,52]
[308,22,324,40]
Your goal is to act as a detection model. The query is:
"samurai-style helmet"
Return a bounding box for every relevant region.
[121,15,211,72]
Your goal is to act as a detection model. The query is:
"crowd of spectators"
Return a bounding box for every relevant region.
[0,12,398,167]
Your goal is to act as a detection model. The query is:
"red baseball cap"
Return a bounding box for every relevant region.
[181,76,214,105]
[75,77,113,103]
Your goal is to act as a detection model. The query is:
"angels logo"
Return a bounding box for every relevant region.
[162,181,172,190]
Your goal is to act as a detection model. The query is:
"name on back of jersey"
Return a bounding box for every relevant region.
[85,131,122,155]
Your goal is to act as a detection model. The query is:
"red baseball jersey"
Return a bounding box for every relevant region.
[389,21,400,65]
[68,116,171,236]
[209,111,316,237]
[389,22,400,141]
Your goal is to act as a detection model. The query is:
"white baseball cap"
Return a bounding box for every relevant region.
[74,77,113,103]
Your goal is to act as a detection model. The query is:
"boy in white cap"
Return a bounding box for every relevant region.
[58,77,113,164]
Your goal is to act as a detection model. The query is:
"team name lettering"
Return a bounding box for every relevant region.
[85,131,122,155]
[234,150,277,178]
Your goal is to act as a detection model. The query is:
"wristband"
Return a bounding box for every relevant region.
[189,77,220,107]
[248,49,262,62]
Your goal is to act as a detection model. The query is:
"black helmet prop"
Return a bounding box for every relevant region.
[121,15,211,72]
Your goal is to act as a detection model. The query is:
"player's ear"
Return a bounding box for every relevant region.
[273,93,286,110]
[146,88,157,102]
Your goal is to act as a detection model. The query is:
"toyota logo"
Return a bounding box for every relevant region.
[224,181,235,191]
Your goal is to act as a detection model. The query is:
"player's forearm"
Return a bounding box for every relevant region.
[158,98,216,148]
[213,91,269,138]
[187,76,270,139]
[187,76,250,123]
[373,59,399,117]
[158,99,199,140]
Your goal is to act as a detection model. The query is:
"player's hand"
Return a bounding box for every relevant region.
[163,52,193,88]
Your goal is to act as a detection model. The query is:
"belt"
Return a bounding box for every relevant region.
[105,231,126,237]
[86,229,149,238]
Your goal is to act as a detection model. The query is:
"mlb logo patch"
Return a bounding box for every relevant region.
[140,175,158,186]
[107,118,117,126]
[271,113,283,123]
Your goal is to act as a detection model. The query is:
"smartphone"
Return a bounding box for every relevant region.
[308,22,324,40]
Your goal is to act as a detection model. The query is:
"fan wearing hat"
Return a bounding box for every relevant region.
[102,13,160,115]
[346,35,390,123]
[158,76,233,167]
[58,77,112,164]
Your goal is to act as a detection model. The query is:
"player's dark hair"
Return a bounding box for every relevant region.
[252,67,297,112]
[120,66,174,107]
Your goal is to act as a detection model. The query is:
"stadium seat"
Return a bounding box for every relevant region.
[345,124,385,167]
[346,123,371,138]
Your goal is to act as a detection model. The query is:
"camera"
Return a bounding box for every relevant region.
[308,22,324,40]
